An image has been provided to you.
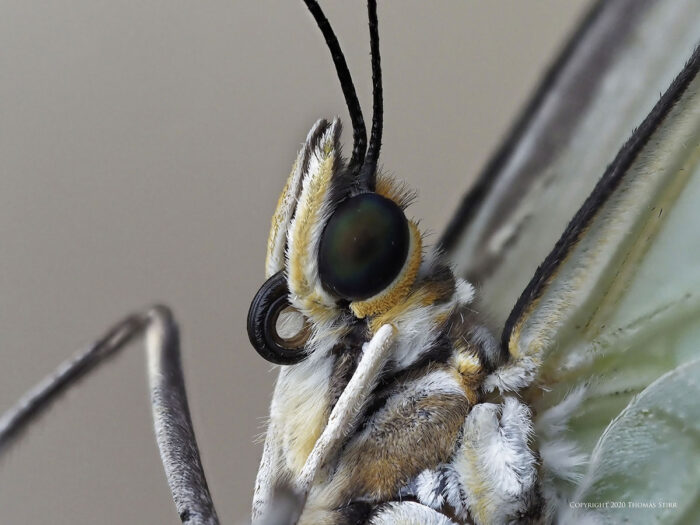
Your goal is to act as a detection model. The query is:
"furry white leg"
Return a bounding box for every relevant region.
[370,501,458,525]
[146,307,219,525]
[451,397,537,525]
[251,422,280,522]
[253,326,396,525]
[296,324,396,495]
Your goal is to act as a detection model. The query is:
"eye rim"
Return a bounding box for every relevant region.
[317,192,411,302]
[247,270,309,365]
[349,218,421,319]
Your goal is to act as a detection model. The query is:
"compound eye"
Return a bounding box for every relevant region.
[318,193,410,301]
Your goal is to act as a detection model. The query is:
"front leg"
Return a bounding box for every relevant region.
[450,398,540,525]
[253,325,397,524]
[370,501,459,525]
[298,363,471,524]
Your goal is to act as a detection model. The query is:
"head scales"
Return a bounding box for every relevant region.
[302,0,383,191]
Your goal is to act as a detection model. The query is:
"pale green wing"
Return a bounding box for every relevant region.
[570,358,700,524]
[441,4,700,515]
[442,0,700,332]
[498,46,700,522]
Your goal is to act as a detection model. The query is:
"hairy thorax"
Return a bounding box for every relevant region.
[270,259,510,524]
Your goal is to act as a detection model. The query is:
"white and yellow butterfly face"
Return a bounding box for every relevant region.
[265,118,422,325]
[250,117,428,370]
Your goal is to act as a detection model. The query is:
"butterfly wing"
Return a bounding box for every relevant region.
[442,0,700,332]
[570,358,700,523]
[464,30,700,525]
[443,1,700,521]
[500,46,700,521]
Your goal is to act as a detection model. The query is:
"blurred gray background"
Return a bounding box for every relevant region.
[0,1,590,523]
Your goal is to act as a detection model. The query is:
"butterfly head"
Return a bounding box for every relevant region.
[247,0,429,365]
[247,117,422,365]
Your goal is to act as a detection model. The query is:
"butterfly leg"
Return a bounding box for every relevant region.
[254,325,398,525]
[294,366,470,524]
[369,501,459,524]
[0,306,220,525]
[450,397,540,525]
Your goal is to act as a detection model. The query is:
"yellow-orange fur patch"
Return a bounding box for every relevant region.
[265,160,297,277]
[288,154,335,299]
[351,222,422,319]
[375,174,416,209]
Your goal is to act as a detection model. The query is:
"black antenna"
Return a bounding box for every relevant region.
[358,0,383,191]
[303,0,367,174]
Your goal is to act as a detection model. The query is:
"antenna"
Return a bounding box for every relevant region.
[303,0,367,174]
[358,0,383,191]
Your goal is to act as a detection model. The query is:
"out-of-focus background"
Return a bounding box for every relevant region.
[0,1,590,523]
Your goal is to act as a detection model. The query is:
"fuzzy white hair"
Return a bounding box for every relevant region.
[452,398,537,524]
[535,385,591,522]
[370,501,458,525]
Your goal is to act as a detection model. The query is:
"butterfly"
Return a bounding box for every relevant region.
[246,1,700,523]
[1,0,698,524]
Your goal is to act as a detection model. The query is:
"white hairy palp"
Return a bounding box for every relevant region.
[296,324,396,495]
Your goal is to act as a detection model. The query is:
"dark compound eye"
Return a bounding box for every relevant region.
[318,193,410,301]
